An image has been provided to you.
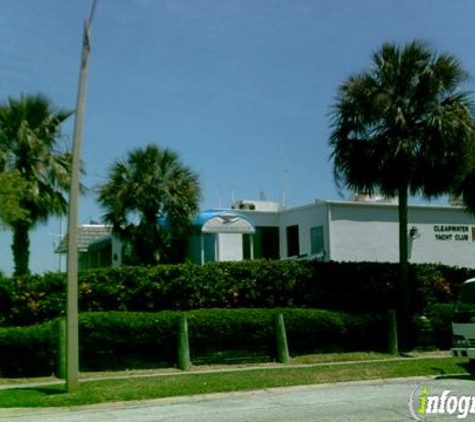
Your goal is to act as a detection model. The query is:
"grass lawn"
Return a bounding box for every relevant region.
[0,354,470,408]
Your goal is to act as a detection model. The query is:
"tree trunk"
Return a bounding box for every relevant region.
[12,220,31,276]
[397,186,410,351]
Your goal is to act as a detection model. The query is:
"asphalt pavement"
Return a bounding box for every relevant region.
[0,351,466,422]
[1,375,475,421]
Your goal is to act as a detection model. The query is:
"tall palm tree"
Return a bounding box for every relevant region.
[329,40,475,349]
[97,144,201,265]
[0,94,73,276]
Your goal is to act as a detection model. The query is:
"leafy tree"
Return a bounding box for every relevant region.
[452,137,475,211]
[0,170,29,227]
[329,40,475,349]
[0,94,73,276]
[97,144,201,265]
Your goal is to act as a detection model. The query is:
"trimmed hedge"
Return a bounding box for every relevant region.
[0,309,387,376]
[80,311,177,370]
[80,309,388,371]
[0,321,57,377]
[423,303,455,349]
[0,261,467,327]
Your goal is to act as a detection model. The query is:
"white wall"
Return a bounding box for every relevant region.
[279,203,328,258]
[329,202,475,267]
[239,210,279,227]
[217,233,243,261]
[330,203,399,262]
[407,206,475,267]
[215,200,475,267]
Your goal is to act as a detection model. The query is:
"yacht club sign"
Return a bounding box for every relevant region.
[433,225,473,241]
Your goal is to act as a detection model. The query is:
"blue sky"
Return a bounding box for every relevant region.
[1,0,475,275]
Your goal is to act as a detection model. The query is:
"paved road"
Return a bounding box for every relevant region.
[1,376,474,421]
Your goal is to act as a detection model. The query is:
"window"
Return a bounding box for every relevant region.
[286,225,300,257]
[260,227,279,259]
[310,226,324,255]
[247,227,279,259]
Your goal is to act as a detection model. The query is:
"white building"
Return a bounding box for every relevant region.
[57,198,475,269]
[55,224,122,270]
[232,198,475,267]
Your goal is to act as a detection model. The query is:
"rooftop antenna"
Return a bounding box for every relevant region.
[230,186,236,205]
[279,140,288,209]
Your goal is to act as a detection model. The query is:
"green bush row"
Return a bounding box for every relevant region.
[0,321,57,377]
[422,302,455,349]
[0,260,467,326]
[0,308,387,377]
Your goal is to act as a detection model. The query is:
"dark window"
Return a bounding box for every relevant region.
[260,227,280,259]
[243,233,251,260]
[246,227,280,260]
[286,225,299,257]
[249,227,280,259]
[310,226,324,255]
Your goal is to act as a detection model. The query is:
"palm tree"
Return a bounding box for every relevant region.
[0,170,29,228]
[329,40,475,349]
[0,94,73,276]
[97,144,201,265]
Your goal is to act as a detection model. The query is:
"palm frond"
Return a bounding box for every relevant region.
[97,143,201,264]
[329,40,475,200]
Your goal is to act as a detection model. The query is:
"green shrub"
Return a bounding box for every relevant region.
[8,273,66,326]
[79,311,178,370]
[0,260,466,326]
[187,309,276,362]
[0,309,388,376]
[0,276,14,326]
[300,261,399,311]
[284,309,386,354]
[413,264,453,307]
[0,321,57,377]
[424,303,455,349]
[437,265,475,298]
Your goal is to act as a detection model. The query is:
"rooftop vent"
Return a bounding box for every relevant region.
[231,200,280,212]
[350,192,398,204]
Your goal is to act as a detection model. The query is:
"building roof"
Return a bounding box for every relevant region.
[194,210,256,234]
[55,225,112,253]
[55,211,256,254]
